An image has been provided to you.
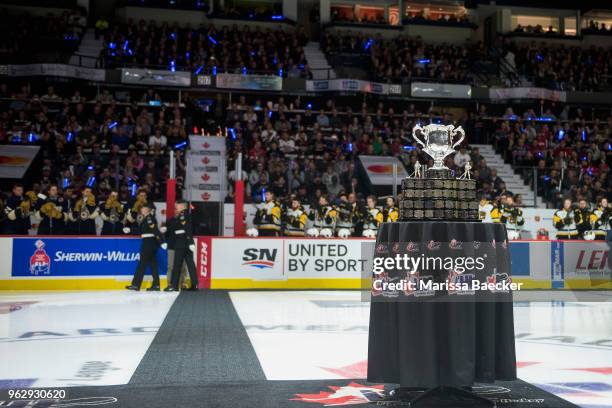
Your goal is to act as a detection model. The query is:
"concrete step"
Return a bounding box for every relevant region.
[69,55,98,67]
[472,143,544,207]
[78,46,102,55]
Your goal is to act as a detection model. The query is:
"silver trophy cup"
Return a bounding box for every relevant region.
[412,124,465,171]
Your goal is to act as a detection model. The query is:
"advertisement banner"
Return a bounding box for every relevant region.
[121,68,191,87]
[489,87,567,102]
[216,74,282,91]
[411,82,472,99]
[197,236,212,289]
[210,239,284,281]
[284,240,365,278]
[8,64,105,81]
[0,145,40,178]
[563,241,610,279]
[358,155,408,185]
[12,237,167,277]
[550,241,564,289]
[306,79,396,95]
[185,135,227,202]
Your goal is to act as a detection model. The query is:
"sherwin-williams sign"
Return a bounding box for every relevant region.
[12,237,167,277]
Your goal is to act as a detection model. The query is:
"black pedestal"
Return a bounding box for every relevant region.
[384,386,496,407]
[367,221,517,388]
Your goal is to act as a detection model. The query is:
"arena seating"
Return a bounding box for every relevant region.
[501,40,612,91]
[321,30,481,83]
[100,20,311,77]
[0,9,86,64]
[0,83,189,201]
[0,9,610,233]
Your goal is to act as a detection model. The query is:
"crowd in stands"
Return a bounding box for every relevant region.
[322,29,611,91]
[582,20,612,35]
[403,10,471,25]
[512,24,559,35]
[0,80,609,237]
[223,96,509,207]
[330,9,387,25]
[222,96,611,213]
[0,8,86,64]
[502,40,612,91]
[211,5,282,21]
[101,20,312,78]
[321,31,481,83]
[0,82,190,203]
[488,106,610,208]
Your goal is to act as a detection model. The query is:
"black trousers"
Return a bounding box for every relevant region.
[556,234,579,240]
[131,238,160,288]
[38,219,64,235]
[171,246,198,289]
[101,222,122,235]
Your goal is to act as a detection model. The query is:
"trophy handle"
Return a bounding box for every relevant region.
[450,126,465,149]
[412,124,427,148]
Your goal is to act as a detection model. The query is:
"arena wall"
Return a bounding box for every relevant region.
[0,237,608,291]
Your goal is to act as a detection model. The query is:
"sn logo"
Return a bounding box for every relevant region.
[242,248,277,262]
[242,248,278,269]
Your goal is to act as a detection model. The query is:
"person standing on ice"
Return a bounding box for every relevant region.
[125,203,166,291]
[164,201,198,292]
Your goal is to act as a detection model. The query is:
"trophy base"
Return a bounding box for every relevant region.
[399,177,478,221]
[425,168,452,179]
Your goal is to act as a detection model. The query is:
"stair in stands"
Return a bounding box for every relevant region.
[304,42,336,80]
[471,144,544,208]
[69,28,104,68]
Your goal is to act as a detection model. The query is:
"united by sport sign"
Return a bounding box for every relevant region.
[200,238,369,286]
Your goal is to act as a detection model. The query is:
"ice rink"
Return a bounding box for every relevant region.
[0,290,610,407]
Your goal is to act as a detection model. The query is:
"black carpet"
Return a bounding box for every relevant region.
[39,379,577,408]
[129,291,265,385]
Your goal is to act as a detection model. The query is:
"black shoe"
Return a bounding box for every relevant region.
[126,285,139,291]
[146,286,160,291]
[164,286,177,292]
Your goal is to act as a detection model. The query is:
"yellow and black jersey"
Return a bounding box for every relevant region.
[500,205,525,231]
[490,203,502,223]
[363,207,384,231]
[383,206,399,223]
[553,208,579,238]
[591,207,611,237]
[335,202,354,230]
[284,207,308,236]
[311,205,337,229]
[575,207,592,235]
[255,200,282,232]
[479,200,494,222]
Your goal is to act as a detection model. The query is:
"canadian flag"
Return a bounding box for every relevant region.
[201,174,210,181]
[203,142,210,149]
[201,157,210,164]
[201,192,211,201]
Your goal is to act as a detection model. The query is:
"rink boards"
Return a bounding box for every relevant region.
[0,236,609,290]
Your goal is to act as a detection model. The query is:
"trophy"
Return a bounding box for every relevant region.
[412,124,465,178]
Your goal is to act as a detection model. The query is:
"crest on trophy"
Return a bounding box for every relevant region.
[412,124,465,171]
